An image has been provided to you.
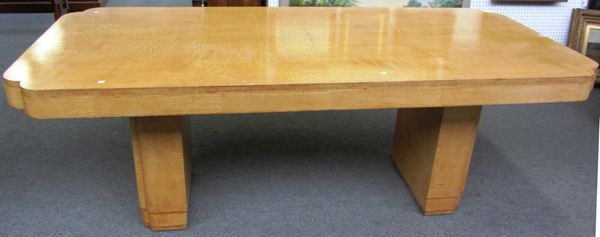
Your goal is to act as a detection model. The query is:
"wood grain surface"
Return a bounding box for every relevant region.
[130,116,192,231]
[2,7,597,118]
[393,106,481,215]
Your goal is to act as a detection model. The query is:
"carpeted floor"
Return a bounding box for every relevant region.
[0,2,598,236]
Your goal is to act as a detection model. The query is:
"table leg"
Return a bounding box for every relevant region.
[50,0,68,20]
[52,0,61,20]
[129,116,192,231]
[393,106,481,215]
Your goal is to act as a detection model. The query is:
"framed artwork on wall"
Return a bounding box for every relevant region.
[568,9,600,86]
[284,0,462,7]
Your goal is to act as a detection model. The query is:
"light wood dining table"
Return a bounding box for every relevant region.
[2,7,597,231]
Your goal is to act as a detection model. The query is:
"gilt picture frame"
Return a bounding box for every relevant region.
[568,9,600,86]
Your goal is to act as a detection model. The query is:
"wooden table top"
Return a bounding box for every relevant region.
[3,7,597,118]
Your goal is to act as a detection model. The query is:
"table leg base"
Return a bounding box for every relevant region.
[141,210,188,231]
[420,197,461,215]
[130,116,192,231]
[393,106,480,215]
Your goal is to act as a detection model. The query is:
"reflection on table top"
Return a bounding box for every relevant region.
[4,7,597,91]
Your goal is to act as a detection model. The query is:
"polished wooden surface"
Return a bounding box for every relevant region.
[130,116,192,231]
[394,106,480,215]
[3,7,597,118]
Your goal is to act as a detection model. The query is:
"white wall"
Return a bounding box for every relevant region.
[470,0,588,44]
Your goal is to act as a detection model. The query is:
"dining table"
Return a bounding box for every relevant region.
[3,7,597,231]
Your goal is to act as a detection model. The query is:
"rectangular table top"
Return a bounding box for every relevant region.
[3,7,597,118]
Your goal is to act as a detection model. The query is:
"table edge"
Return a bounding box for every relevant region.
[4,75,595,119]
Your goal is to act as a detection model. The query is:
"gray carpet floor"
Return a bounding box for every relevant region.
[1,2,599,236]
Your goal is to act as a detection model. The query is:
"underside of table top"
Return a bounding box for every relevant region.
[3,7,597,118]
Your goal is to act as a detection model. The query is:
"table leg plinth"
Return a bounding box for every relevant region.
[393,106,481,215]
[129,116,192,231]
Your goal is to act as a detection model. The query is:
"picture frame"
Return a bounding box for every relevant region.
[568,8,600,86]
[284,0,463,8]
